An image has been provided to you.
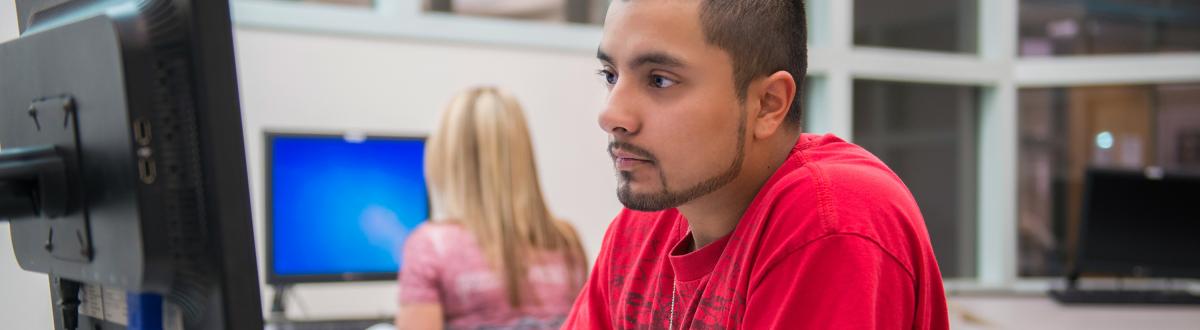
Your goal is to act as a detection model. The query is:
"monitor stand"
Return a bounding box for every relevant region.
[270,283,292,325]
[1049,271,1200,305]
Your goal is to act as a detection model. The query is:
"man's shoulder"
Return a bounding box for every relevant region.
[756,134,926,271]
[769,138,910,210]
[778,134,920,220]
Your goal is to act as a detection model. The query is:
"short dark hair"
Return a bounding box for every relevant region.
[699,0,807,127]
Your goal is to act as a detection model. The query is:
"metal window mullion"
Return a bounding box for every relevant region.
[846,47,1007,86]
[813,0,854,140]
[1016,53,1200,87]
[804,76,828,134]
[807,0,832,48]
[972,0,1020,288]
[977,81,1018,288]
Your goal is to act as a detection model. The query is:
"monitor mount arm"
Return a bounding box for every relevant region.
[1,96,81,221]
[1,111,84,330]
[5,96,93,330]
[0,145,70,220]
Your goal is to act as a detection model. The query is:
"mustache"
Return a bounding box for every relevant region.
[608,141,658,163]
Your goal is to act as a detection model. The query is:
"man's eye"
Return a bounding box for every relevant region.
[598,69,617,86]
[650,75,678,88]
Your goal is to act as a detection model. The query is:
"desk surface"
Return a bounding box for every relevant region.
[950,295,1200,330]
[262,295,1200,330]
[266,318,391,330]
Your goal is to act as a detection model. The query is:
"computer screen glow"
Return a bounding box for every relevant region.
[269,135,428,277]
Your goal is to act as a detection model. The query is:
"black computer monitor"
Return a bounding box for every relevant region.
[265,132,430,284]
[1074,168,1200,279]
[0,0,262,329]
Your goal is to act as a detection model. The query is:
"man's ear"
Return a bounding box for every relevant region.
[752,71,797,140]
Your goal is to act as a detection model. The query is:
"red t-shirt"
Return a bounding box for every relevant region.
[563,133,949,329]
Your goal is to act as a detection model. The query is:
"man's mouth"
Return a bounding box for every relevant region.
[609,148,654,170]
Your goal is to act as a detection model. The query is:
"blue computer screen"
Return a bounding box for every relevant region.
[269,134,428,278]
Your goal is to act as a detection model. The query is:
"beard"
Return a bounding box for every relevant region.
[614,109,747,211]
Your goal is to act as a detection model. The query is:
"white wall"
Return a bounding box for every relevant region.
[0,224,54,328]
[0,1,618,324]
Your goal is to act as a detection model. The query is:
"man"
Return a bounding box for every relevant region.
[564,0,949,329]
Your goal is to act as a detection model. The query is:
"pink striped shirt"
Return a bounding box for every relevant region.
[397,223,580,329]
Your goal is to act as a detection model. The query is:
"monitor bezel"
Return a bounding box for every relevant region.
[1075,167,1200,279]
[263,130,430,284]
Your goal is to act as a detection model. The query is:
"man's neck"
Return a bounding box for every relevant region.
[676,139,794,252]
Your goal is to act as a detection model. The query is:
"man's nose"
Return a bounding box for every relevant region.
[598,80,641,136]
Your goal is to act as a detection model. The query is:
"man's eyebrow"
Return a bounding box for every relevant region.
[597,49,614,65]
[596,49,686,69]
[631,52,685,69]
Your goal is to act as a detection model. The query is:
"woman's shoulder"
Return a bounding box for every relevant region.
[412,220,462,231]
[417,219,472,235]
[408,220,472,249]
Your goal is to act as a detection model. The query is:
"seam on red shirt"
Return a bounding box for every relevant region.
[796,149,838,236]
[749,233,917,292]
[789,139,918,279]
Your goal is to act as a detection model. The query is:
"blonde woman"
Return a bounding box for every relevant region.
[396,87,588,330]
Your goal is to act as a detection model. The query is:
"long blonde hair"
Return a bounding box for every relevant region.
[425,86,587,307]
